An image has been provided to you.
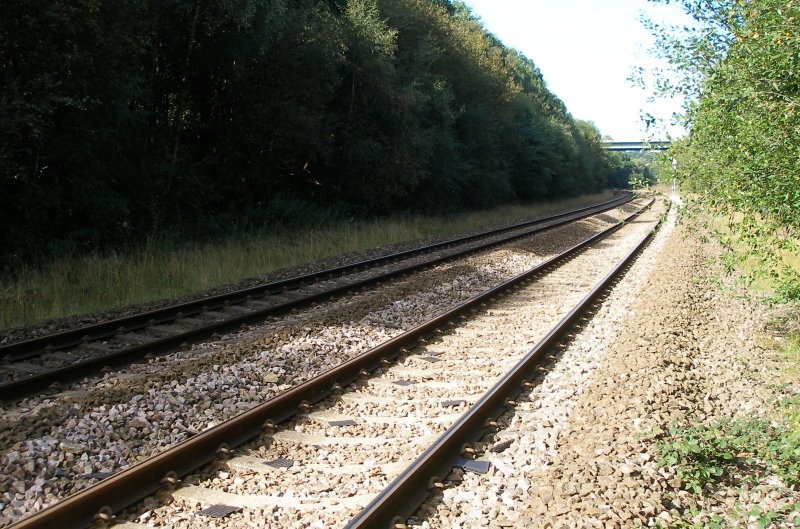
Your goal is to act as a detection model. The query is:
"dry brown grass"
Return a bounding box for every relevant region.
[0,192,615,330]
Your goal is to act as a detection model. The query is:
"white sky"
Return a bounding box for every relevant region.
[461,0,694,141]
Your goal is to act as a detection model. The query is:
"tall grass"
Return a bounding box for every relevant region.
[0,192,614,330]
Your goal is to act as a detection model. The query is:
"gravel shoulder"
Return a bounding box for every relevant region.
[516,210,799,527]
[410,200,800,528]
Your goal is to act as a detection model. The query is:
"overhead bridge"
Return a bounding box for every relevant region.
[603,141,670,151]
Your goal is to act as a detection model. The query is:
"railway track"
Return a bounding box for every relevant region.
[6,196,664,529]
[0,193,633,401]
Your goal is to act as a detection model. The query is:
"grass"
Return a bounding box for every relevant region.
[0,191,615,331]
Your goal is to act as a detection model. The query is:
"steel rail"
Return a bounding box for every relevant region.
[345,207,666,529]
[7,199,653,529]
[0,194,635,401]
[1,193,631,361]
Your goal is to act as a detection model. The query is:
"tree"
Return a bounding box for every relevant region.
[646,0,800,299]
[647,0,800,227]
[0,0,620,266]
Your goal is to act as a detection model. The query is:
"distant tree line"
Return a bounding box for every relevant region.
[1,0,632,266]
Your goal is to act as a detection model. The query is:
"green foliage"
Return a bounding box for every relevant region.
[653,503,800,529]
[774,269,800,304]
[704,209,799,301]
[655,412,800,528]
[0,0,622,269]
[629,171,653,190]
[647,0,800,301]
[652,317,800,529]
[742,503,800,529]
[657,417,800,494]
[652,511,724,529]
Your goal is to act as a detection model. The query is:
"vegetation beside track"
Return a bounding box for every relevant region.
[652,315,800,529]
[0,192,614,331]
[644,205,800,528]
[646,0,800,301]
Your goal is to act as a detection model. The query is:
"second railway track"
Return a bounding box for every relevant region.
[0,193,633,401]
[3,195,667,529]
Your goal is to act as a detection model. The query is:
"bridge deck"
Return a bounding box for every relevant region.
[602,141,670,151]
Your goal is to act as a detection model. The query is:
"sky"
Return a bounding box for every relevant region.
[461,0,694,141]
